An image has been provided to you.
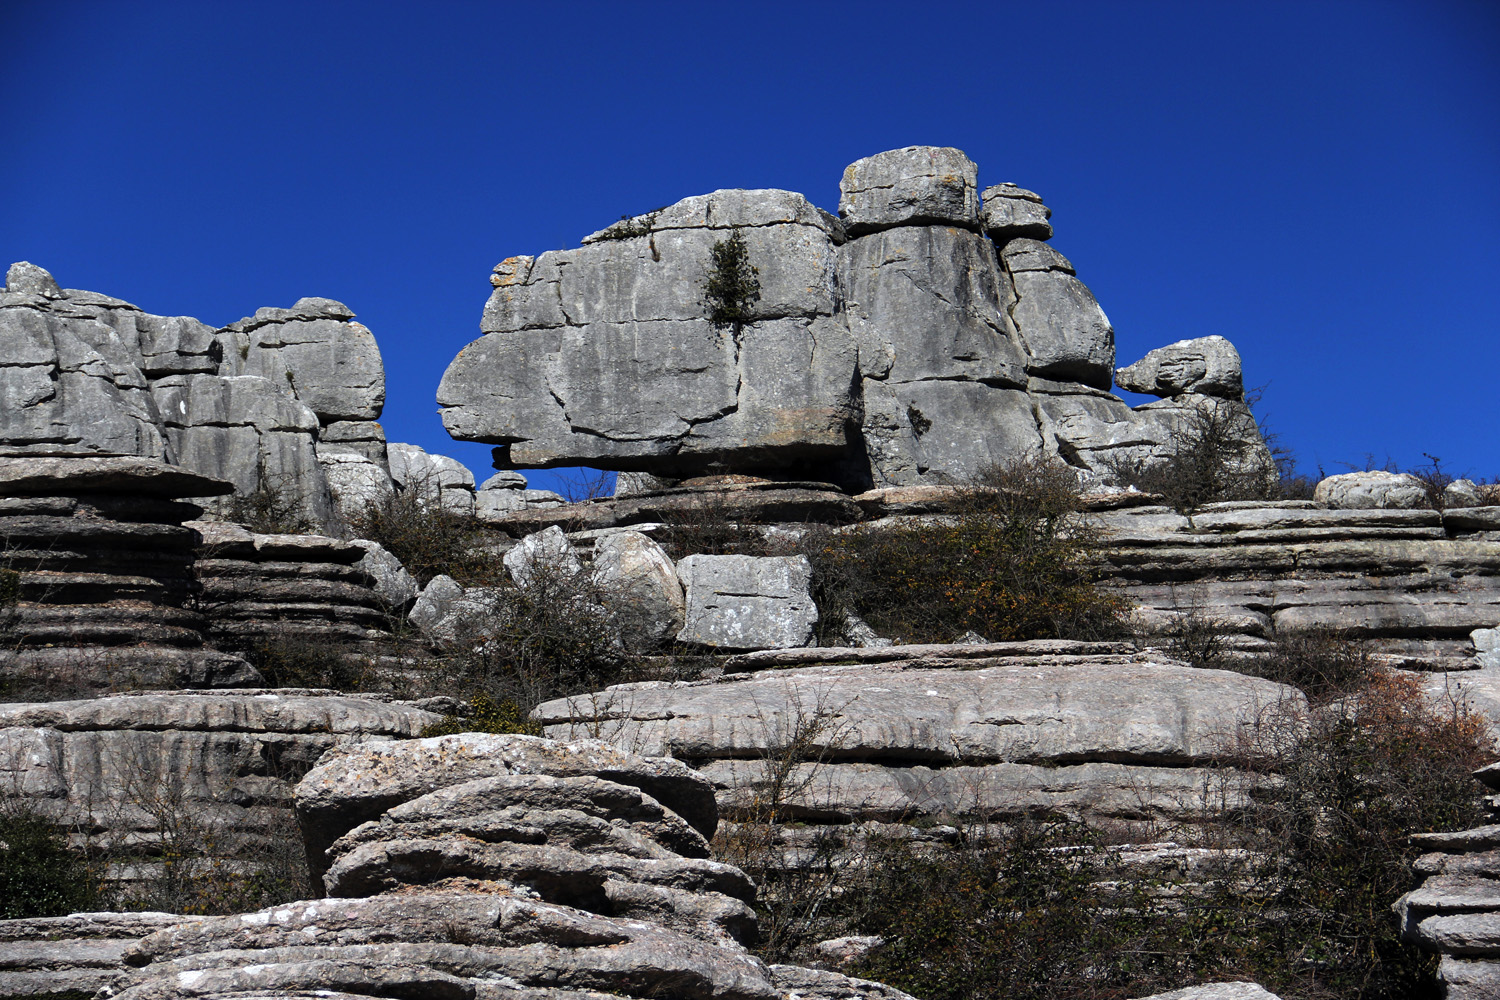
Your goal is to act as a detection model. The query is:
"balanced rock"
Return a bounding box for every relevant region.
[1314,470,1430,510]
[839,146,980,234]
[980,183,1053,242]
[1115,335,1244,400]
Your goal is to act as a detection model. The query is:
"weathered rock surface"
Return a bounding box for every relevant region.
[0,264,392,532]
[1314,470,1430,510]
[1131,984,1281,1000]
[505,525,583,588]
[388,441,475,515]
[436,152,1266,490]
[192,520,393,651]
[1395,764,1500,997]
[536,656,1299,825]
[0,690,441,855]
[839,146,979,234]
[593,530,685,644]
[0,910,181,1000]
[0,457,259,697]
[1115,336,1244,401]
[980,183,1053,242]
[676,555,817,650]
[1096,500,1500,667]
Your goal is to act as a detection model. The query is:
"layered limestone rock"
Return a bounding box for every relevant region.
[0,457,258,697]
[192,521,394,652]
[0,263,390,532]
[0,911,181,1000]
[438,148,1268,491]
[1394,765,1500,999]
[1095,500,1500,667]
[535,648,1301,827]
[98,732,917,1000]
[0,690,442,858]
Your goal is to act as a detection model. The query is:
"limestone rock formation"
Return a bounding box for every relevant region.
[388,441,475,515]
[0,690,441,860]
[0,457,257,697]
[0,263,391,532]
[676,554,818,650]
[1394,764,1500,999]
[1314,470,1429,510]
[438,148,1264,490]
[1115,335,1244,400]
[192,521,393,652]
[0,911,181,1000]
[536,649,1300,826]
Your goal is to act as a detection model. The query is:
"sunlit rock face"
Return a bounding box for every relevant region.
[439,146,1267,490]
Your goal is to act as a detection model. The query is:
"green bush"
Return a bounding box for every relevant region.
[0,808,96,919]
[420,693,543,737]
[703,228,761,330]
[802,458,1128,644]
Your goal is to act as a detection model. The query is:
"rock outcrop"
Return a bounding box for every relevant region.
[1395,764,1500,999]
[437,147,1272,491]
[0,911,181,999]
[1,263,390,531]
[0,457,258,698]
[99,732,918,1000]
[192,521,394,652]
[0,690,441,862]
[536,647,1301,827]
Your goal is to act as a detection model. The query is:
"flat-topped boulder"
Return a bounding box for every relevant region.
[0,456,230,498]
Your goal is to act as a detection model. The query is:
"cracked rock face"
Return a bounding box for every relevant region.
[440,147,1252,490]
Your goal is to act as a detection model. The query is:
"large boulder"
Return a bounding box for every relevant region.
[1314,470,1430,510]
[593,530,686,644]
[676,554,817,650]
[980,183,1053,242]
[1115,336,1244,401]
[1000,239,1115,389]
[439,189,857,478]
[222,297,385,424]
[838,146,980,234]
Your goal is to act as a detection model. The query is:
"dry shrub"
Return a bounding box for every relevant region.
[345,482,502,587]
[658,491,773,560]
[802,457,1128,644]
[1105,396,1280,513]
[244,637,374,691]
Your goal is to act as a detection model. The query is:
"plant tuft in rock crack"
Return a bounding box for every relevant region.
[703,227,761,331]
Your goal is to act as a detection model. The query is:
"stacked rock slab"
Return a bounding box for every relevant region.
[100,732,917,1000]
[1095,500,1500,666]
[438,148,1272,491]
[1,262,390,532]
[1394,763,1500,999]
[0,911,182,1000]
[0,690,442,859]
[192,521,394,652]
[0,457,258,697]
[535,645,1302,828]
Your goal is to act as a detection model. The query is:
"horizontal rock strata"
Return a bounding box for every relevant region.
[0,910,181,1000]
[535,654,1301,825]
[192,520,393,651]
[0,457,258,698]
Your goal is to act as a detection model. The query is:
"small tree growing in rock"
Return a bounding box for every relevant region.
[703,228,761,332]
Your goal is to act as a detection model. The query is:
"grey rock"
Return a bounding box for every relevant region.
[317,418,389,467]
[410,575,465,637]
[438,189,857,478]
[1313,471,1429,510]
[979,183,1053,242]
[480,471,528,490]
[505,525,583,588]
[770,964,919,1000]
[292,733,721,869]
[0,456,230,498]
[5,261,61,297]
[228,298,385,423]
[1446,479,1486,509]
[1002,240,1115,389]
[858,378,1044,488]
[1416,911,1500,956]
[1115,336,1244,401]
[592,531,685,645]
[0,910,182,1000]
[351,539,418,608]
[388,442,476,515]
[1439,955,1500,1000]
[319,450,394,520]
[1130,984,1281,1000]
[838,147,979,234]
[614,472,676,497]
[811,936,887,966]
[837,226,1027,387]
[676,554,817,650]
[1474,629,1500,670]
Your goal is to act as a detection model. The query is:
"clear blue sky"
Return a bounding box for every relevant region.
[4,0,1496,492]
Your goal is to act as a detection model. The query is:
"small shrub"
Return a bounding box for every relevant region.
[658,492,771,560]
[244,638,371,691]
[703,228,761,330]
[1244,627,1374,704]
[1107,396,1279,513]
[803,457,1128,644]
[420,693,543,737]
[1406,453,1455,511]
[225,465,316,535]
[345,481,501,587]
[0,807,97,918]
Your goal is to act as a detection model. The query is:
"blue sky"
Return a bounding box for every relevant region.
[4,0,1497,492]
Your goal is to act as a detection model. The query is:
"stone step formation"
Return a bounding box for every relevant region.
[437,146,1272,491]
